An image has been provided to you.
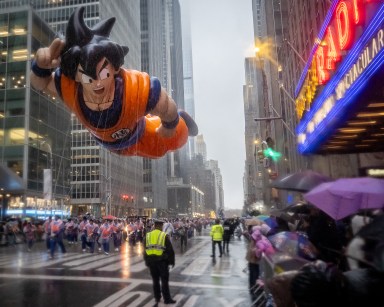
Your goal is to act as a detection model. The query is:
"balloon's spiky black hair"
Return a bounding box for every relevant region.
[60,7,129,80]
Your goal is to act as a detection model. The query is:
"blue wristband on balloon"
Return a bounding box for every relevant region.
[162,114,180,129]
[31,60,52,78]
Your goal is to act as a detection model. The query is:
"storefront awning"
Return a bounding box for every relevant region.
[317,70,384,154]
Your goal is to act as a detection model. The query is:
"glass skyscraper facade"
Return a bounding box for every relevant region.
[0,1,145,218]
[0,6,71,218]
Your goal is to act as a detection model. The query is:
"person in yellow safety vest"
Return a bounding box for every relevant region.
[143,219,176,306]
[210,218,224,258]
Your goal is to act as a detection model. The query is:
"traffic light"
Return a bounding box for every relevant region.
[263,148,282,162]
[122,194,134,203]
[265,137,275,148]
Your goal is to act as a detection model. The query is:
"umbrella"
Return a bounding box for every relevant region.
[269,210,296,224]
[347,215,384,271]
[357,214,384,239]
[102,215,116,220]
[256,215,278,228]
[268,231,318,260]
[270,170,332,192]
[304,177,384,220]
[245,218,263,226]
[285,202,313,215]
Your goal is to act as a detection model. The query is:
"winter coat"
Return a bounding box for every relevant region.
[210,224,224,241]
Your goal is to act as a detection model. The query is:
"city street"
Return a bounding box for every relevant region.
[0,230,253,307]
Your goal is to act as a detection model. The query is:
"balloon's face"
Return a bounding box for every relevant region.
[75,57,118,99]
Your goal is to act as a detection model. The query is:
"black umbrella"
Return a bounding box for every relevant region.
[356,214,384,239]
[353,215,384,271]
[270,170,332,192]
[270,209,296,223]
[285,203,314,215]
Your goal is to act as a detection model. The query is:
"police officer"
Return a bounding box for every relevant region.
[143,219,176,306]
[210,218,224,258]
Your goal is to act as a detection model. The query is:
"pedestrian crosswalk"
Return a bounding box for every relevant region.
[0,237,246,278]
[0,235,253,307]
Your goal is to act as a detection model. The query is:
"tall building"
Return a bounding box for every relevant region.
[187,136,222,215]
[243,0,306,210]
[180,0,196,159]
[243,57,263,207]
[195,134,207,162]
[164,0,189,182]
[140,0,198,217]
[140,0,169,216]
[167,183,204,218]
[206,159,224,211]
[0,5,71,218]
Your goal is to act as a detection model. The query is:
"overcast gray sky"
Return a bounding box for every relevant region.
[188,1,254,209]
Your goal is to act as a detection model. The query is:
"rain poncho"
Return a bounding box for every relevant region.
[252,226,275,258]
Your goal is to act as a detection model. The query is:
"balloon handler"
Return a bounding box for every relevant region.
[30,7,198,159]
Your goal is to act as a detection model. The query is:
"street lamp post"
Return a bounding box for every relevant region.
[103,151,112,216]
[41,140,54,212]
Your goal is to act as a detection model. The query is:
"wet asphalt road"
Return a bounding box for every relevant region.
[0,230,253,307]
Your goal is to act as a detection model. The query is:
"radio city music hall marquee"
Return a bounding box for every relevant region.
[294,0,384,154]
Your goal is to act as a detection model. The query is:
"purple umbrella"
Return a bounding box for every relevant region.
[304,177,384,220]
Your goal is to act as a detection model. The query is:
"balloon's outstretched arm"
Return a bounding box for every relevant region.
[30,38,64,97]
[151,88,179,138]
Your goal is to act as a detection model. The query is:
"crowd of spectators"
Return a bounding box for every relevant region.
[239,207,384,307]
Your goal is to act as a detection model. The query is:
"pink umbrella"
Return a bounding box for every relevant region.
[304,177,384,220]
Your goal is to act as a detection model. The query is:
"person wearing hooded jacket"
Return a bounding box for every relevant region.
[251,226,275,258]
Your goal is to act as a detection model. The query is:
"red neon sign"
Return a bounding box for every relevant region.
[352,0,364,24]
[315,0,364,85]
[336,1,354,50]
[325,26,341,70]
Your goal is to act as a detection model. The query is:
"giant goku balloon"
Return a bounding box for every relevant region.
[31,7,198,158]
